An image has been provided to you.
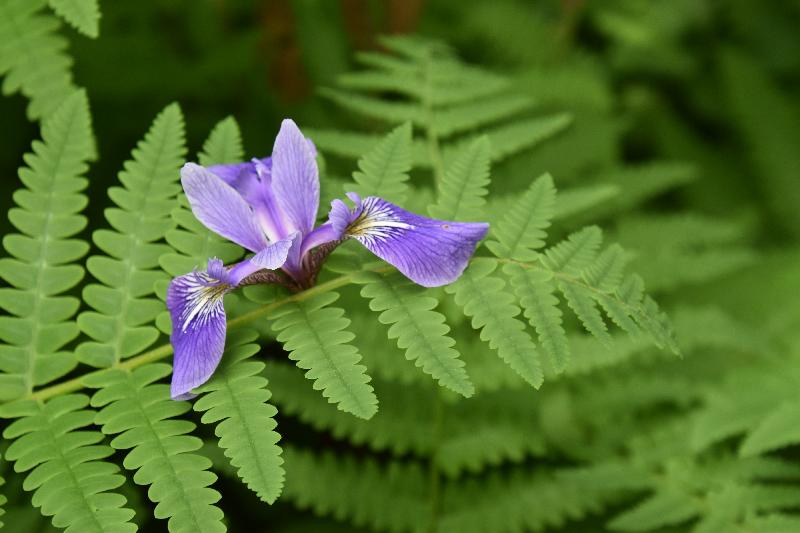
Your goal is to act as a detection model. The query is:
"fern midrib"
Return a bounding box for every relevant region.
[422,53,446,185]
[23,102,83,393]
[128,377,205,530]
[294,301,370,416]
[36,401,107,532]
[106,129,173,366]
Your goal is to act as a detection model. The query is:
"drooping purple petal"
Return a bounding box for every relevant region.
[329,195,489,287]
[168,265,231,399]
[181,163,268,252]
[207,157,271,206]
[270,119,320,237]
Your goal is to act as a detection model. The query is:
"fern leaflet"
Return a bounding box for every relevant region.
[48,0,100,38]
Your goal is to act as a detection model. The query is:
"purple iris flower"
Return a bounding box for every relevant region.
[168,119,489,399]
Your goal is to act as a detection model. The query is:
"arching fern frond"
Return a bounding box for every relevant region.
[193,329,284,504]
[355,271,474,397]
[77,103,186,368]
[87,364,225,533]
[0,0,76,119]
[0,395,135,532]
[270,291,378,419]
[48,0,100,38]
[0,90,93,401]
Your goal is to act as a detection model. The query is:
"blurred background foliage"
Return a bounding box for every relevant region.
[3,0,800,531]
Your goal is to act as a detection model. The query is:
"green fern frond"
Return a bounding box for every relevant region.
[0,90,93,400]
[343,122,412,204]
[0,0,76,119]
[282,446,427,533]
[270,291,378,419]
[487,173,557,261]
[445,260,543,388]
[429,136,491,221]
[0,395,135,532]
[320,88,423,127]
[87,364,225,533]
[77,103,186,367]
[193,330,284,504]
[355,271,474,397]
[48,0,100,38]
[542,226,604,275]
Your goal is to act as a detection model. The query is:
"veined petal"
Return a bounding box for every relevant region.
[181,163,268,252]
[330,195,489,287]
[271,119,320,236]
[168,266,231,399]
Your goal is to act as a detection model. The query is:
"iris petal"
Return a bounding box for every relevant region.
[271,119,320,237]
[207,157,271,207]
[167,267,230,399]
[330,195,489,287]
[181,163,268,252]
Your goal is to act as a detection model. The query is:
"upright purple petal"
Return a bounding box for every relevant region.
[182,163,268,252]
[207,157,272,206]
[168,268,231,399]
[329,195,489,287]
[271,119,320,236]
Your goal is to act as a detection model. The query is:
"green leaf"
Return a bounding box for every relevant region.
[271,291,378,419]
[504,264,570,372]
[740,399,800,457]
[88,364,225,533]
[2,395,136,532]
[356,271,474,397]
[487,174,557,261]
[198,116,244,167]
[0,90,93,400]
[446,260,543,388]
[48,0,100,38]
[194,330,285,503]
[77,103,186,367]
[429,136,491,221]
[0,0,77,119]
[344,122,412,204]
